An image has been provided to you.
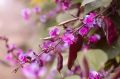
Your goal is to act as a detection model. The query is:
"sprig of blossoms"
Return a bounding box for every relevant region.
[1,10,119,79]
[1,0,119,79]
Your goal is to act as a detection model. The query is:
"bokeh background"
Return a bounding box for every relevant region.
[0,0,49,79]
[0,0,120,79]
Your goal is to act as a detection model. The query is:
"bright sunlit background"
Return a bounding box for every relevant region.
[0,0,43,79]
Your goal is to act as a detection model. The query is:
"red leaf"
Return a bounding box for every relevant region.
[57,52,63,72]
[103,16,118,45]
[68,35,83,70]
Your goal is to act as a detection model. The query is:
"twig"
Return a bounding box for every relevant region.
[58,18,79,26]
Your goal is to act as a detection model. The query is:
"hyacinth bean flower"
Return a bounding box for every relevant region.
[88,34,101,44]
[83,13,97,27]
[62,33,75,45]
[55,0,71,10]
[49,26,60,38]
[89,71,101,79]
[21,8,31,21]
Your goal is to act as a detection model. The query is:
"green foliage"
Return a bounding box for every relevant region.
[56,9,77,23]
[81,0,95,6]
[73,0,82,3]
[77,49,108,71]
[82,0,112,15]
[104,37,120,59]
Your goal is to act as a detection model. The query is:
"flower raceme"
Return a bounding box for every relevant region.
[1,8,119,79]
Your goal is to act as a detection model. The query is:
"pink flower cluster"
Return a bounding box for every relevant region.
[1,0,118,79]
[55,0,71,10]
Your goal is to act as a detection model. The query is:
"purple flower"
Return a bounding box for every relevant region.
[18,53,27,63]
[40,53,52,62]
[32,6,41,14]
[41,41,53,49]
[61,1,70,10]
[83,13,96,27]
[5,53,17,65]
[95,17,104,28]
[48,11,56,17]
[39,15,47,23]
[26,49,36,60]
[49,26,60,38]
[41,40,55,53]
[62,33,75,45]
[79,26,90,36]
[7,44,17,52]
[89,71,101,79]
[18,49,36,63]
[55,0,71,10]
[5,48,23,65]
[88,34,101,44]
[22,63,46,79]
[21,8,31,20]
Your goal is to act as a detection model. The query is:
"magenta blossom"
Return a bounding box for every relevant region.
[5,53,17,65]
[21,8,31,20]
[55,0,71,10]
[62,33,75,45]
[22,62,46,79]
[89,71,101,79]
[5,48,23,65]
[40,53,52,62]
[83,13,96,27]
[32,6,41,14]
[88,34,101,44]
[49,26,60,38]
[18,50,35,63]
[39,15,47,23]
[79,26,90,36]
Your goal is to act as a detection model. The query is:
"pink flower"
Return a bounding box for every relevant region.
[55,0,71,10]
[18,49,36,63]
[18,53,29,63]
[41,40,53,50]
[79,26,90,36]
[39,15,47,23]
[61,1,70,10]
[32,6,41,14]
[88,34,101,44]
[5,53,17,65]
[21,8,31,20]
[40,53,52,62]
[5,48,23,65]
[49,26,60,38]
[62,33,75,45]
[83,13,96,27]
[22,63,46,79]
[89,71,101,79]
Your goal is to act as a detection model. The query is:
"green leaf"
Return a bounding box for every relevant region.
[81,0,95,6]
[65,75,80,79]
[56,9,77,23]
[77,49,108,71]
[73,0,82,3]
[83,0,112,15]
[104,37,120,59]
